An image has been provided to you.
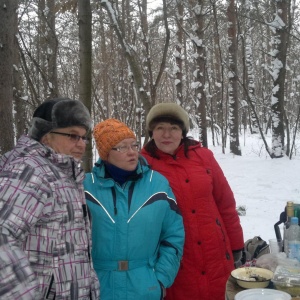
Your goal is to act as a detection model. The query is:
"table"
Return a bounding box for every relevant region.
[225,275,300,300]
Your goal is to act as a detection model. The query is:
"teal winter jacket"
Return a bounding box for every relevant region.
[84,156,184,300]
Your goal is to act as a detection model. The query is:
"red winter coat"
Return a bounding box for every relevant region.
[141,142,244,300]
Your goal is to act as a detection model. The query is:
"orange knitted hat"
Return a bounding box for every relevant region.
[93,118,136,160]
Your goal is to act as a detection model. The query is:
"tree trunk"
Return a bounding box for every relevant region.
[0,0,18,154]
[244,1,259,134]
[270,0,289,158]
[212,2,225,153]
[100,0,170,143]
[175,0,184,104]
[14,38,26,139]
[227,0,241,155]
[188,0,207,147]
[37,0,47,100]
[46,0,58,98]
[78,0,93,171]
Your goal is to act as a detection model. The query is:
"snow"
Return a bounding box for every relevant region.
[190,129,300,244]
[93,127,300,246]
[267,14,286,31]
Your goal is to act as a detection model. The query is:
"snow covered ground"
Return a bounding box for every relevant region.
[204,130,300,244]
[93,128,300,244]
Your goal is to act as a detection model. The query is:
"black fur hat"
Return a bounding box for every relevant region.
[28,98,92,141]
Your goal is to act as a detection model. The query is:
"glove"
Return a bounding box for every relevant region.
[233,250,243,268]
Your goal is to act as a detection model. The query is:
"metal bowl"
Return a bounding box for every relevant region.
[231,267,274,289]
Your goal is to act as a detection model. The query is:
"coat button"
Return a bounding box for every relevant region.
[197,241,201,245]
[185,179,189,183]
[192,209,196,213]
[202,271,206,275]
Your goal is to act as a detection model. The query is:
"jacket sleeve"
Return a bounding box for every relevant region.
[154,185,185,288]
[0,164,48,299]
[208,150,244,251]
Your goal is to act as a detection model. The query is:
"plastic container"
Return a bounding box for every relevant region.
[272,265,300,296]
[285,217,300,260]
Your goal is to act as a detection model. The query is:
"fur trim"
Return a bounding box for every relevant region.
[28,98,91,141]
[146,103,190,132]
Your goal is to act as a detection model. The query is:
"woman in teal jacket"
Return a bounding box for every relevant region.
[84,119,184,300]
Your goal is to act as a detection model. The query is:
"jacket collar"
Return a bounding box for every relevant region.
[0,135,84,182]
[92,155,149,181]
[151,141,201,159]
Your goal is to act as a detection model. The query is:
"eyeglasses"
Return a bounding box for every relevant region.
[111,143,139,153]
[50,131,90,144]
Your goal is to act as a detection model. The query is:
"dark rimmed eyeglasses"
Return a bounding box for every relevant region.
[50,131,90,144]
[111,143,139,153]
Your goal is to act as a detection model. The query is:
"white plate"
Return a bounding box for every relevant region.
[234,288,291,300]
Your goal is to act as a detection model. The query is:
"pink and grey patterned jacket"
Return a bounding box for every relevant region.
[0,135,100,300]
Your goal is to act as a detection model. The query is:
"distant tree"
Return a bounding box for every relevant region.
[252,0,273,133]
[46,0,59,98]
[99,0,150,114]
[37,0,58,99]
[98,0,171,143]
[285,2,299,158]
[11,0,300,159]
[241,0,259,134]
[185,0,208,146]
[17,0,58,107]
[78,0,93,171]
[92,5,110,121]
[0,0,18,154]
[13,10,26,139]
[174,0,184,104]
[269,0,289,158]
[226,0,241,155]
[211,2,226,152]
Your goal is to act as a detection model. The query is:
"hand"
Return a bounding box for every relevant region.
[233,250,243,268]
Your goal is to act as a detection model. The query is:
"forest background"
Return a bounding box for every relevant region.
[0,0,300,171]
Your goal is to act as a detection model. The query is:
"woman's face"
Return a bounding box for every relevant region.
[41,126,87,160]
[107,138,139,171]
[152,122,183,155]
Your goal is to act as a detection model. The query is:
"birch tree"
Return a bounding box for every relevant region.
[9,0,300,158]
[243,0,259,134]
[188,0,208,146]
[211,1,226,151]
[268,0,289,158]
[227,0,241,155]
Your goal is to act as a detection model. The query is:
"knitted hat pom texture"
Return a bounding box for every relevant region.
[93,118,136,160]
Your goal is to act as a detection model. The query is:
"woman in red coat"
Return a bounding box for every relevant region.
[141,102,244,300]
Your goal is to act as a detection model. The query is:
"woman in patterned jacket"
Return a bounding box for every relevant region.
[0,98,100,299]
